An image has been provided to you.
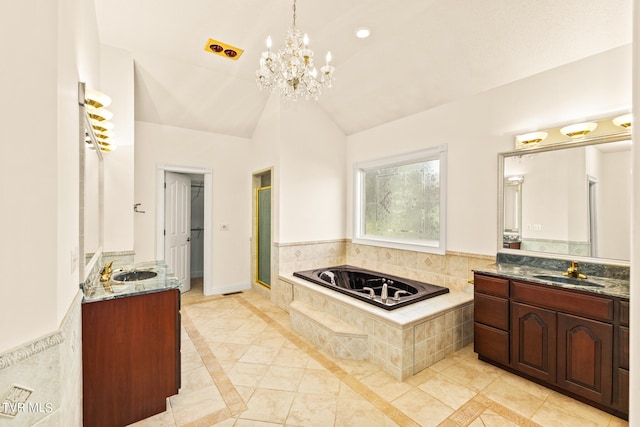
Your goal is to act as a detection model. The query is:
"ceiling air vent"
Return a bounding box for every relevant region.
[204,38,244,60]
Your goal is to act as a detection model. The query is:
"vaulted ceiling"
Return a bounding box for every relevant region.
[94,0,632,139]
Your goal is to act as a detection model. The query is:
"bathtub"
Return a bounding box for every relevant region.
[293,265,449,310]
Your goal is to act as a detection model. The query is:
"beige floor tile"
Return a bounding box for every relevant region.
[438,358,501,392]
[498,370,553,400]
[226,362,270,387]
[335,358,383,380]
[234,385,256,403]
[286,393,338,426]
[481,377,544,419]
[238,344,281,364]
[181,347,205,373]
[392,389,454,427]
[297,368,342,396]
[180,365,215,393]
[360,370,414,402]
[271,346,311,368]
[335,397,393,427]
[532,400,611,427]
[468,409,520,427]
[418,373,476,410]
[169,385,226,426]
[259,365,305,391]
[211,342,250,362]
[238,388,295,424]
[127,408,175,426]
[535,391,616,426]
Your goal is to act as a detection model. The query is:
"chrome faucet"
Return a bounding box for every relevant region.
[564,261,587,279]
[381,279,389,302]
[393,290,410,301]
[362,287,375,299]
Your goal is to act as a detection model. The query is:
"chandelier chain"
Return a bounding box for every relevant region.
[292,0,296,28]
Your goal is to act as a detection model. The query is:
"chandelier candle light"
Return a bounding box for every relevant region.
[256,0,335,101]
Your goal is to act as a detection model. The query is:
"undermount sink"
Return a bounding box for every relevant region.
[533,274,604,288]
[112,270,158,282]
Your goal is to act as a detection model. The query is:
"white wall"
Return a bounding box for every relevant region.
[599,150,632,260]
[101,45,135,252]
[134,121,252,291]
[0,0,100,352]
[347,45,632,257]
[249,94,347,245]
[278,101,347,243]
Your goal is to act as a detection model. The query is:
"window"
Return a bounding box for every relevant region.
[354,145,447,254]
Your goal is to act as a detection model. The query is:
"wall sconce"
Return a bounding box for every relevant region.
[560,122,597,138]
[612,113,633,129]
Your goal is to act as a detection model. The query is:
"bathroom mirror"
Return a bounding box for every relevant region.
[79,83,104,282]
[499,137,632,263]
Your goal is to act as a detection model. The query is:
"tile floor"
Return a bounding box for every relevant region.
[129,279,629,427]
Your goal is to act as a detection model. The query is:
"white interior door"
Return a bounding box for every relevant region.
[164,172,191,292]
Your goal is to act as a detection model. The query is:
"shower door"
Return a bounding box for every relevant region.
[256,186,271,287]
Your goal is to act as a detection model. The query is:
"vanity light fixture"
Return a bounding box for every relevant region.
[560,122,597,138]
[612,113,633,129]
[515,131,548,146]
[82,85,116,152]
[84,89,112,109]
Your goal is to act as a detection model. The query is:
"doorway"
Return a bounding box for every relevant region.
[254,170,272,288]
[157,165,213,295]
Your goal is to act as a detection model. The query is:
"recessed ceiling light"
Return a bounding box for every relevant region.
[354,27,371,39]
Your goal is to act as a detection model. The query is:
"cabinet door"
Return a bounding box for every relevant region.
[557,313,613,404]
[511,302,557,383]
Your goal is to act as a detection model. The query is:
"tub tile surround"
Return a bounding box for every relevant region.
[270,240,492,380]
[0,292,83,427]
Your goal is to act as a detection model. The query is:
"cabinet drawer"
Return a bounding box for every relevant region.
[619,301,629,326]
[511,281,614,322]
[619,326,629,370]
[474,292,509,330]
[475,274,509,298]
[474,322,509,365]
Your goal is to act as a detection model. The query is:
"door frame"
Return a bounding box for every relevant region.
[157,164,213,295]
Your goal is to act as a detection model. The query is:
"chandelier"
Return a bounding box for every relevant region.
[256,0,335,101]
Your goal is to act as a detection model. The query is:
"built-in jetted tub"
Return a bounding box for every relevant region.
[293,265,449,310]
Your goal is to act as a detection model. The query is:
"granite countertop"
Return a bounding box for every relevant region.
[474,263,630,300]
[82,260,182,303]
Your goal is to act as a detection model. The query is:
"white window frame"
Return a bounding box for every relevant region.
[353,145,447,254]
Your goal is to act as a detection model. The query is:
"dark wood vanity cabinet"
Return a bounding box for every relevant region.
[474,273,628,419]
[474,275,510,365]
[82,289,181,427]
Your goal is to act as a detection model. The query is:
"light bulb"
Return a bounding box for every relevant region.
[325,51,332,65]
[303,34,309,47]
[266,36,272,49]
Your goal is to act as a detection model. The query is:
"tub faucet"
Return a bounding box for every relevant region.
[564,261,587,279]
[319,271,336,285]
[381,281,388,302]
[393,290,410,301]
[362,287,375,299]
